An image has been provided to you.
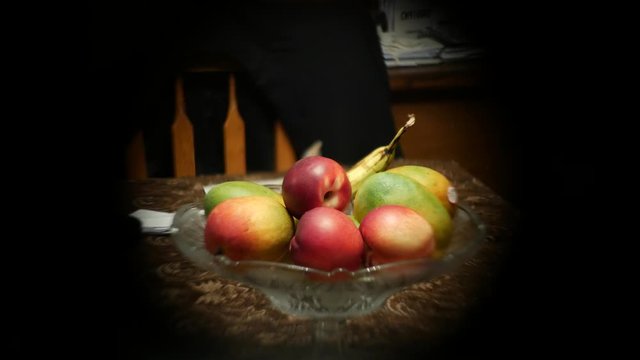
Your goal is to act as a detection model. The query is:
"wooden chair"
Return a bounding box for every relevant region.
[126,69,297,179]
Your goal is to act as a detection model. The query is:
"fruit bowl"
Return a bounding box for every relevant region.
[171,200,486,320]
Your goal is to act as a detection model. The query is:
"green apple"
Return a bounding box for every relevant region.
[204,180,283,216]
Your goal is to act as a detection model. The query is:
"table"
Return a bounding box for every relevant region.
[119,159,518,359]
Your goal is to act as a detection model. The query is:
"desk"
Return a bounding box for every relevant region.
[120,159,517,359]
[387,62,487,92]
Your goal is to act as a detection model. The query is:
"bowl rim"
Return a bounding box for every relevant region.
[172,201,487,281]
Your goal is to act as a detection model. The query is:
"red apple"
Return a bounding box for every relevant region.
[290,207,364,271]
[359,205,436,266]
[282,156,352,218]
[204,196,295,261]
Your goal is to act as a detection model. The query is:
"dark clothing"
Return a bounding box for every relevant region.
[93,0,396,176]
[183,1,396,173]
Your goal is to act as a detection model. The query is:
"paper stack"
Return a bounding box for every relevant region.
[379,31,443,67]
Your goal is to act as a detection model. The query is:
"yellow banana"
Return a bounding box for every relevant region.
[347,114,416,194]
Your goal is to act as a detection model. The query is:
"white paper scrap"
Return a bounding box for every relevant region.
[129,209,177,234]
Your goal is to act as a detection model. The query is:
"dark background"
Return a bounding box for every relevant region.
[79,0,612,358]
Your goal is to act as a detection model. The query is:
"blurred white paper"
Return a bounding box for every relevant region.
[129,209,176,234]
[302,140,323,158]
[439,46,484,60]
[379,32,444,60]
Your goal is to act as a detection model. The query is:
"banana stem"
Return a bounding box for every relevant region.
[385,114,416,154]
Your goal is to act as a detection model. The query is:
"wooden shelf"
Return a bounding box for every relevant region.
[387,61,486,92]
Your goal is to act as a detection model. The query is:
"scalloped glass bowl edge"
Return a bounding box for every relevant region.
[171,201,486,318]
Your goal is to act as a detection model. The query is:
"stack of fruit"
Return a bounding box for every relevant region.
[203,117,456,271]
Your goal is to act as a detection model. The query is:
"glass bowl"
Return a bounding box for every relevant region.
[171,200,486,320]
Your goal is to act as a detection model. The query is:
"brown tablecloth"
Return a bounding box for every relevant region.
[119,159,518,359]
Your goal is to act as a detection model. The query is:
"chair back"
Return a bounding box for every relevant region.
[126,71,297,179]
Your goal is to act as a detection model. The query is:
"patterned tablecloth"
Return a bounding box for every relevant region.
[119,159,518,359]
